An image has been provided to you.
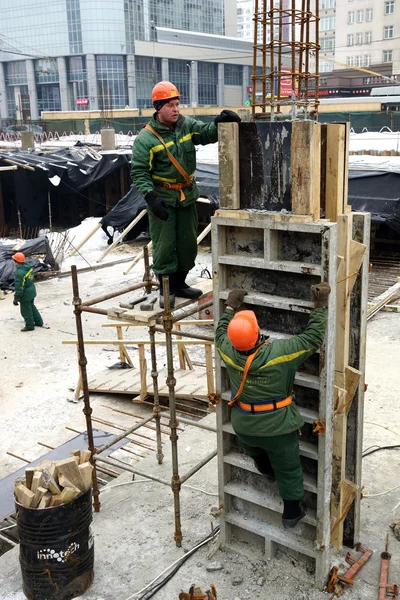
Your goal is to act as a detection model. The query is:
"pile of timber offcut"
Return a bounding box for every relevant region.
[14,450,93,509]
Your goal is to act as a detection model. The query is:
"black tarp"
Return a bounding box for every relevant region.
[0,236,57,291]
[348,170,400,234]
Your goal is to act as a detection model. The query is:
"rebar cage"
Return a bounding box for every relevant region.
[252,0,320,120]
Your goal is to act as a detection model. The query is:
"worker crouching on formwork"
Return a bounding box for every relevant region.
[131,80,241,308]
[215,283,331,529]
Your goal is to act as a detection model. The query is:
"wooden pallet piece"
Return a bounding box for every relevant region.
[325,124,346,222]
[291,121,321,218]
[218,122,240,210]
[212,213,337,589]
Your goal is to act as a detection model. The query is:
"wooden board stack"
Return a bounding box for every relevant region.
[14,449,93,509]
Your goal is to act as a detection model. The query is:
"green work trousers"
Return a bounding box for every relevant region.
[148,202,198,275]
[235,430,304,501]
[20,300,43,330]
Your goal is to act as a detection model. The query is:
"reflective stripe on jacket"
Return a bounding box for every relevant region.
[131,113,218,207]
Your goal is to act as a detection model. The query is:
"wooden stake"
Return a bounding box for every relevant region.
[97,209,147,263]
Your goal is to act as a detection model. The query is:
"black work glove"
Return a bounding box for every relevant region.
[13,298,19,306]
[311,282,331,308]
[145,191,169,221]
[214,110,241,126]
[225,289,248,310]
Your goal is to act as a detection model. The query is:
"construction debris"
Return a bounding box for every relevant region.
[326,543,373,598]
[179,584,217,600]
[14,450,92,509]
[379,535,399,600]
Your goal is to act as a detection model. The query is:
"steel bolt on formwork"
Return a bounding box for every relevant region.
[251,0,320,120]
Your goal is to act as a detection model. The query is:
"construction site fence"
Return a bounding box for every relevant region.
[1,112,399,141]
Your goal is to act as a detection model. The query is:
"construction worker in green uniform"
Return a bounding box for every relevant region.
[12,252,44,332]
[131,80,241,307]
[215,282,331,529]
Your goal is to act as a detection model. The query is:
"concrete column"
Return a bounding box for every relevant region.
[86,54,98,110]
[242,66,250,105]
[0,63,9,119]
[161,58,169,81]
[218,63,224,107]
[190,60,198,107]
[21,131,35,149]
[127,55,137,108]
[26,59,39,120]
[57,57,70,111]
[101,128,116,150]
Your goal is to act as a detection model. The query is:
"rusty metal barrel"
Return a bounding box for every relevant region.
[16,488,94,600]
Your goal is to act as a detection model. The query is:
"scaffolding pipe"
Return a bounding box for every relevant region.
[170,298,214,324]
[94,455,170,487]
[71,265,101,512]
[149,324,164,465]
[153,325,214,343]
[96,414,155,454]
[180,450,217,484]
[163,276,183,547]
[82,281,151,307]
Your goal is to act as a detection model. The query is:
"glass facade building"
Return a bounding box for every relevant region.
[0,0,254,120]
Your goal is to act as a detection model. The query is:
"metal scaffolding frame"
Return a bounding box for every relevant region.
[252,0,320,120]
[70,253,217,547]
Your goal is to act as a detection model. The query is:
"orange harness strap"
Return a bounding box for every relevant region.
[145,124,193,201]
[228,342,269,407]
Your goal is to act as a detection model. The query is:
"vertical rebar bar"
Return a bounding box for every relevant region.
[291,0,296,104]
[17,210,22,239]
[261,0,267,114]
[162,276,182,547]
[71,265,101,512]
[305,0,311,100]
[269,0,275,121]
[314,0,320,116]
[143,245,153,295]
[252,0,259,118]
[149,323,164,465]
[277,0,283,110]
[298,0,306,101]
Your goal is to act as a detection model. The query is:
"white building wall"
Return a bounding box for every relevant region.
[224,84,243,105]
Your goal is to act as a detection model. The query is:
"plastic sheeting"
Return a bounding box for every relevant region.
[0,236,57,291]
[348,170,400,234]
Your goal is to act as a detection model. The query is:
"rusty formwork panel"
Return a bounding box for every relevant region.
[212,212,337,589]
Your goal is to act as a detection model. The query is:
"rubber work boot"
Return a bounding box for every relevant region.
[175,271,202,300]
[253,454,276,482]
[21,327,34,332]
[158,273,176,309]
[282,499,307,529]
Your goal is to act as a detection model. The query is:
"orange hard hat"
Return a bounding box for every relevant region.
[227,310,260,351]
[12,252,25,263]
[152,81,180,104]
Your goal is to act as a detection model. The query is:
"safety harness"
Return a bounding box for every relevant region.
[145,124,193,202]
[228,341,292,413]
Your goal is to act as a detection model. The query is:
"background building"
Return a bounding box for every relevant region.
[0,0,258,121]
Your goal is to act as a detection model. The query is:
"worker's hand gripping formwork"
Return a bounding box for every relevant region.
[212,122,370,589]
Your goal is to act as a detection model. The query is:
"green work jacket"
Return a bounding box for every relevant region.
[215,307,328,437]
[14,263,37,302]
[131,113,218,207]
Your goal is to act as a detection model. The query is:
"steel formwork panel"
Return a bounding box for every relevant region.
[212,213,337,589]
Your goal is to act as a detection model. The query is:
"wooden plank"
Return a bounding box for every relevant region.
[313,122,322,220]
[80,449,92,464]
[342,122,350,210]
[25,468,35,490]
[218,122,240,210]
[31,486,48,509]
[31,472,43,494]
[38,492,52,509]
[79,462,94,491]
[55,457,86,492]
[347,240,367,296]
[325,124,346,222]
[335,213,352,372]
[15,484,35,508]
[291,120,316,216]
[213,209,312,223]
[367,278,400,320]
[331,480,358,536]
[42,468,61,495]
